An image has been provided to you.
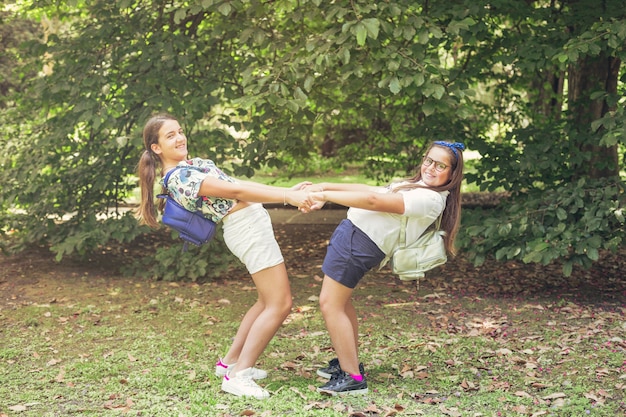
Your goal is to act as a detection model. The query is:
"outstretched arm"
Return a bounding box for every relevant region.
[308,190,404,214]
[198,177,309,208]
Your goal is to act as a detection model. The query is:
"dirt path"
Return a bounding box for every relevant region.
[1,208,625,312]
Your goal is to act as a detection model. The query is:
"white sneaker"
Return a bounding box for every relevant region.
[221,368,270,399]
[215,358,267,380]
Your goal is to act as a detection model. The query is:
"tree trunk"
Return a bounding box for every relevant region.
[567,53,620,179]
[529,70,565,119]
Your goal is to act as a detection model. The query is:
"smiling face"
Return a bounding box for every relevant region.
[420,145,453,187]
[150,119,188,168]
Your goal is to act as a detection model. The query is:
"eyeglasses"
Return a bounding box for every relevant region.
[422,156,449,172]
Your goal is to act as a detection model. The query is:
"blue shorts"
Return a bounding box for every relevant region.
[321,219,386,289]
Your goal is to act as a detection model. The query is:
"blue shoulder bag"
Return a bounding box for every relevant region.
[157,166,218,250]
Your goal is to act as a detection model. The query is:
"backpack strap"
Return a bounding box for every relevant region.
[157,166,184,200]
[162,166,184,191]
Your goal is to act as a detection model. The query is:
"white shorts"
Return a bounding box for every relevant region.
[222,203,284,274]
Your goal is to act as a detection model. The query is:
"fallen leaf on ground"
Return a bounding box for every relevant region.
[542,392,566,400]
[8,405,27,412]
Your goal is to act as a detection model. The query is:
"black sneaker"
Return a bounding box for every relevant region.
[317,363,368,396]
[316,358,340,379]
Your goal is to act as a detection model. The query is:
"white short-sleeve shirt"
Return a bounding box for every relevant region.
[347,181,448,255]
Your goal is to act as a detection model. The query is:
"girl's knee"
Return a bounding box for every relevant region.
[279,296,293,317]
[318,294,335,317]
[268,293,292,319]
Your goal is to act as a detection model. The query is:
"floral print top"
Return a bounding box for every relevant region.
[161,158,237,223]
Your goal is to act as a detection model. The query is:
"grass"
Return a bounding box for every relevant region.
[1,262,624,416]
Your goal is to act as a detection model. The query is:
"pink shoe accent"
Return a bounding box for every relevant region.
[351,374,364,382]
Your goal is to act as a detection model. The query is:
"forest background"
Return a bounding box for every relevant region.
[0,0,625,284]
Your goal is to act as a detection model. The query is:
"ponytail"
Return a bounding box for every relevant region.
[135,150,159,227]
[135,114,176,228]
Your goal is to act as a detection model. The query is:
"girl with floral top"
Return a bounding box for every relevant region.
[136,114,310,400]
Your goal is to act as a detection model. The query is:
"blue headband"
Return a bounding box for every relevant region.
[434,141,465,157]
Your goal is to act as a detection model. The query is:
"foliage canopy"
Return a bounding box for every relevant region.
[1,0,625,277]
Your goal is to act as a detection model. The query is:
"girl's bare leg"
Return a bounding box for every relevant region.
[319,275,360,376]
[221,302,264,365]
[225,263,292,374]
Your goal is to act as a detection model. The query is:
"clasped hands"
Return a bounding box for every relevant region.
[284,182,326,213]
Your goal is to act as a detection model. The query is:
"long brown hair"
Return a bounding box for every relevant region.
[135,114,177,228]
[394,142,464,256]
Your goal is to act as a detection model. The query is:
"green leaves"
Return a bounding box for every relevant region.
[461,178,626,276]
[354,18,380,46]
[2,0,625,279]
[122,231,235,281]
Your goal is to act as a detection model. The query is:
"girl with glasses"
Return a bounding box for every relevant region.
[303,141,465,395]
